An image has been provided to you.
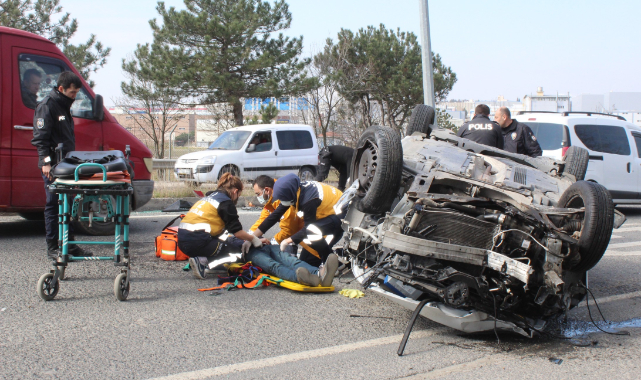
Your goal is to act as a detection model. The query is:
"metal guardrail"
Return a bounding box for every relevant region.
[152,159,177,170]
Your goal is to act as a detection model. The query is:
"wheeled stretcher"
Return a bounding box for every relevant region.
[37,146,134,301]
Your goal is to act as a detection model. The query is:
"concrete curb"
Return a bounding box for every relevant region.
[135,196,259,212]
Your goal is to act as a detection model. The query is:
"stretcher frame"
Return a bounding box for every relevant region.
[37,151,134,301]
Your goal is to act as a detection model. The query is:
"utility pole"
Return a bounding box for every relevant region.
[419,0,435,108]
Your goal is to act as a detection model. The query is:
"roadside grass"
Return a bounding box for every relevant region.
[152,169,340,199]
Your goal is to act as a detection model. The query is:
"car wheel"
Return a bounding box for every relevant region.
[73,195,117,236]
[405,104,435,137]
[558,180,614,272]
[218,165,239,180]
[299,167,316,182]
[350,125,403,214]
[563,146,589,181]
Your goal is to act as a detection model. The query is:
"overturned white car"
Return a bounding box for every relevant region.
[340,106,625,340]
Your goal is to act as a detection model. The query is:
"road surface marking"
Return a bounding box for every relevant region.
[399,354,511,379]
[610,235,623,239]
[613,226,641,233]
[606,250,641,257]
[578,289,641,308]
[130,211,260,219]
[148,329,444,380]
[606,241,641,250]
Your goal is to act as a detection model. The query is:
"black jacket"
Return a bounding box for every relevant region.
[501,120,542,157]
[31,89,76,168]
[457,115,504,149]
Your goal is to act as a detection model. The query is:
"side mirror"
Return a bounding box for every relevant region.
[246,143,256,152]
[94,94,104,121]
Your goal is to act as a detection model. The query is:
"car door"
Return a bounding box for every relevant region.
[241,130,277,179]
[10,49,102,207]
[574,123,636,199]
[274,129,316,178]
[630,132,641,198]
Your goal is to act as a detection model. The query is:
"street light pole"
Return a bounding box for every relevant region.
[419,0,435,108]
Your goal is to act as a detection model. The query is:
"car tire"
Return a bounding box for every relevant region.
[558,180,614,272]
[218,165,239,180]
[299,166,316,182]
[350,125,403,214]
[563,146,589,181]
[405,104,435,137]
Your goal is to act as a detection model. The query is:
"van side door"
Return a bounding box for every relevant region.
[10,49,102,207]
[0,37,8,207]
[241,130,277,179]
[574,123,636,200]
[274,129,316,178]
[630,132,641,199]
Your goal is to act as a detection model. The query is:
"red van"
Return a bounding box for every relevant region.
[0,27,154,234]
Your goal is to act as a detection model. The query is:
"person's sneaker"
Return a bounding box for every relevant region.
[189,257,208,280]
[319,254,339,287]
[296,267,320,287]
[68,244,93,257]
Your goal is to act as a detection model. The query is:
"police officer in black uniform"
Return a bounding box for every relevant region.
[31,71,92,259]
[494,107,542,157]
[456,104,504,149]
[314,145,354,191]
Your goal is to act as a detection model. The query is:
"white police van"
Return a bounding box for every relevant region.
[514,111,641,203]
[174,124,319,185]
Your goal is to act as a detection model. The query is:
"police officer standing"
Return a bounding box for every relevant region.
[31,71,92,259]
[314,145,354,191]
[494,107,542,157]
[457,104,504,149]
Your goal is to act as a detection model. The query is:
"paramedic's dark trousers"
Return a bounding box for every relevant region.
[299,215,344,267]
[43,173,76,241]
[177,229,240,259]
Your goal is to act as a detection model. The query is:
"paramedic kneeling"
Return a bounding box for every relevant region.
[178,173,266,279]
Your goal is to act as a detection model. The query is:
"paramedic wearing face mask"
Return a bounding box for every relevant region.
[178,173,268,279]
[249,175,305,248]
[251,173,344,270]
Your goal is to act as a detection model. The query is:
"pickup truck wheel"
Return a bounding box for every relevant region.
[406,104,435,136]
[563,146,589,181]
[558,180,614,272]
[351,125,403,214]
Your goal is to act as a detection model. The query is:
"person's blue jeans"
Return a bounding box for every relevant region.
[245,245,319,283]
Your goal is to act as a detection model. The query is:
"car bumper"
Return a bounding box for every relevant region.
[132,179,154,210]
[174,164,219,182]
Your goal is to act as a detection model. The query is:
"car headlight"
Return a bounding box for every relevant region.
[198,156,217,165]
[143,157,153,173]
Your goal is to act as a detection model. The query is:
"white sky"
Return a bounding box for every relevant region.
[63,0,641,106]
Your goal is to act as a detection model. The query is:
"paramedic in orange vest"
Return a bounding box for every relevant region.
[251,173,345,268]
[250,175,304,252]
[178,173,266,279]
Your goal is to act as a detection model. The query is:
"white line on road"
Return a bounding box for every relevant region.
[606,241,641,250]
[613,226,641,233]
[130,211,260,219]
[606,250,641,257]
[399,354,511,379]
[147,329,444,380]
[610,235,623,239]
[578,289,641,308]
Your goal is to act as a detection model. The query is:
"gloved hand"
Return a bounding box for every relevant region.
[279,237,292,252]
[251,235,262,248]
[339,289,365,298]
[241,240,252,255]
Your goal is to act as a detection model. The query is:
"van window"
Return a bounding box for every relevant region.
[525,122,565,150]
[208,130,251,150]
[574,124,631,156]
[276,130,313,150]
[18,54,94,119]
[246,131,273,152]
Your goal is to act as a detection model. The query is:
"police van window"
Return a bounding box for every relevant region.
[574,124,631,156]
[18,54,94,119]
[276,130,313,150]
[526,122,564,150]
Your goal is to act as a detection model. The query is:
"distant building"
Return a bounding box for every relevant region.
[574,92,641,114]
[523,87,571,112]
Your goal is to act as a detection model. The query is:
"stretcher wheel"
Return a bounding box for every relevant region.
[58,266,66,281]
[114,273,129,301]
[37,273,59,301]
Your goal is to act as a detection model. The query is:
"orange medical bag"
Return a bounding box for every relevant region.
[155,215,189,261]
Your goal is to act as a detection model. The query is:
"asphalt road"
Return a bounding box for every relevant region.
[1,207,641,379]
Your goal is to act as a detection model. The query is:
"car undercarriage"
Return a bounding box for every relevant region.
[339,117,625,340]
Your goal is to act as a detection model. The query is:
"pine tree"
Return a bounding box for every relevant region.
[150,0,315,125]
[0,0,111,87]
